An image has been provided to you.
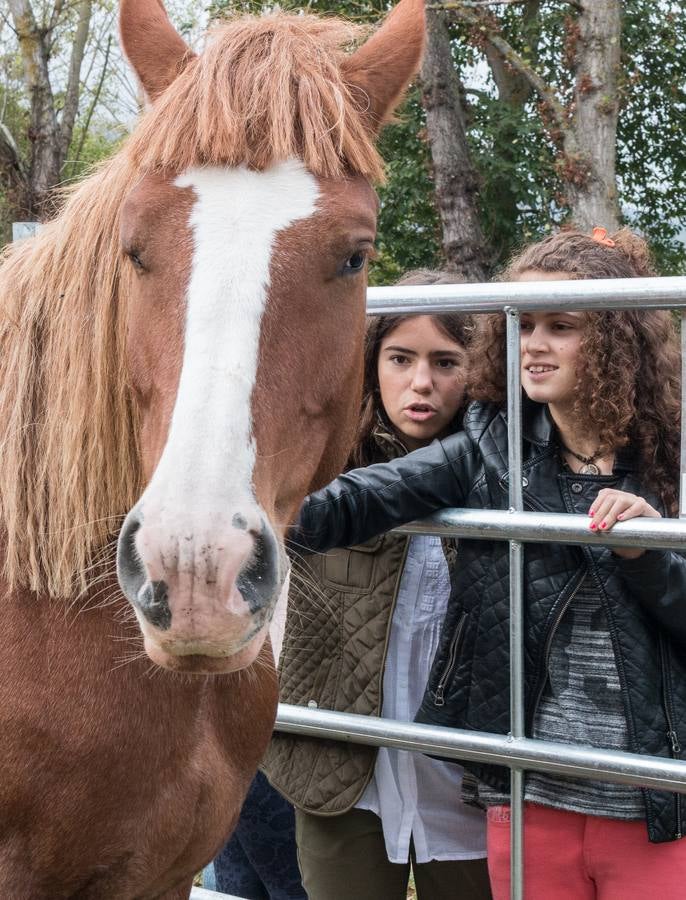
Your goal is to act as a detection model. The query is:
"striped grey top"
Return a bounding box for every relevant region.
[470,571,644,819]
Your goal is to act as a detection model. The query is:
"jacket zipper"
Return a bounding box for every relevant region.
[659,636,682,839]
[433,611,467,707]
[528,569,586,733]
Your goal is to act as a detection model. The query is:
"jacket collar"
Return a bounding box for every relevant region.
[521,397,556,447]
[371,414,409,461]
[466,398,636,473]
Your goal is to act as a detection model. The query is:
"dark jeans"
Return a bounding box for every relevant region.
[206,771,307,900]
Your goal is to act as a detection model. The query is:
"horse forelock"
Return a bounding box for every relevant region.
[125,13,385,182]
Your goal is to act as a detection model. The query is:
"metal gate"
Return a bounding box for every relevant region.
[199,276,686,899]
[270,275,686,900]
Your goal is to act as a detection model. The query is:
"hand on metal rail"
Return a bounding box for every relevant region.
[588,488,661,559]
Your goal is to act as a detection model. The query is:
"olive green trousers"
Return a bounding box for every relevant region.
[295,807,492,900]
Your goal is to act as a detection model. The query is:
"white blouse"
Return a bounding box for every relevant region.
[356,534,487,864]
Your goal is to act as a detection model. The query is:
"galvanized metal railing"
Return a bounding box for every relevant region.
[271,276,686,900]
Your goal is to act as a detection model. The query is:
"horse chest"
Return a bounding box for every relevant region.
[0,596,277,897]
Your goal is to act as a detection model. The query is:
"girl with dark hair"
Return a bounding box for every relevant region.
[287,230,686,900]
[263,271,491,900]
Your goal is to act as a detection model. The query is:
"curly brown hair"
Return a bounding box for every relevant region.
[350,270,472,468]
[468,229,681,515]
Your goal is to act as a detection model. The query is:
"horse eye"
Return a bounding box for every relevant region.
[342,251,366,275]
[126,249,145,272]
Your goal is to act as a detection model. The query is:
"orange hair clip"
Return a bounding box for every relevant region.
[591,226,616,248]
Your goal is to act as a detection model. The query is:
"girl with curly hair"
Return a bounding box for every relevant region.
[288,229,686,900]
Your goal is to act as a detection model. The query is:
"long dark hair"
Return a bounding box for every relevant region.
[350,270,472,468]
[468,229,681,515]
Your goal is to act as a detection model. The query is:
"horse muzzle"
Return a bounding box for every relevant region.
[116,501,282,673]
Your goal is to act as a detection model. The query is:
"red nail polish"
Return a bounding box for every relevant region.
[590,523,597,531]
[600,521,607,529]
[589,510,595,517]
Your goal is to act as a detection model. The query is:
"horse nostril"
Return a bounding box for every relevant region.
[137,580,172,630]
[117,507,145,605]
[236,520,280,614]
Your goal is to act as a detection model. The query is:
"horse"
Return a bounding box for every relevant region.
[0,0,424,896]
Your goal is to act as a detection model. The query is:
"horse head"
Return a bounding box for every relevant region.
[113,0,425,672]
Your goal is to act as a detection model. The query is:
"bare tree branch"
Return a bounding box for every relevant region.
[0,122,28,206]
[47,0,66,35]
[58,0,92,159]
[433,1,571,136]
[67,31,111,179]
[483,0,539,105]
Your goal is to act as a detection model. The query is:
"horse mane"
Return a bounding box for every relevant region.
[127,14,385,181]
[0,155,142,599]
[0,12,388,600]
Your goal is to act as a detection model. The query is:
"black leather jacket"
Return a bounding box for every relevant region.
[290,399,686,843]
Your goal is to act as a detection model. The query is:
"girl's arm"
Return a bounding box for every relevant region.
[590,488,686,642]
[288,430,476,554]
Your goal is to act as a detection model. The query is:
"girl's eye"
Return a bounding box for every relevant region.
[553,322,574,331]
[390,354,409,365]
[436,359,457,369]
[342,251,367,275]
[520,321,533,332]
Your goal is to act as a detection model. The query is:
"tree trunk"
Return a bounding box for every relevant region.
[6,0,92,220]
[447,0,622,235]
[562,0,621,230]
[420,8,490,281]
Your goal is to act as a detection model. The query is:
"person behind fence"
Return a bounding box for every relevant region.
[263,270,491,900]
[203,767,306,900]
[286,228,686,900]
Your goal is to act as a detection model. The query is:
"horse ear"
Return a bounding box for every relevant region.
[119,0,195,102]
[342,0,426,134]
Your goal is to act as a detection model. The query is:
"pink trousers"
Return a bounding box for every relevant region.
[487,803,686,900]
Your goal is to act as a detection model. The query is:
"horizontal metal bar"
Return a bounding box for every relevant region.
[393,508,686,550]
[275,705,686,794]
[367,276,686,314]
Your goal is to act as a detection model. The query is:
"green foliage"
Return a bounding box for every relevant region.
[64,124,127,182]
[465,88,558,267]
[618,0,686,274]
[371,90,441,285]
[450,1,686,275]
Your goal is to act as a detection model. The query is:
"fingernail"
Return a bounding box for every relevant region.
[589,510,595,517]
[600,521,607,529]
[590,523,597,531]
[617,513,624,520]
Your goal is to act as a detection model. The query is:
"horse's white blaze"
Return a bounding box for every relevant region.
[137,160,319,592]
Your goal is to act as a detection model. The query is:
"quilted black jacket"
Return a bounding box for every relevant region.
[290,398,686,843]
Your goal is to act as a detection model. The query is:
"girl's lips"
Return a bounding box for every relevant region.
[524,365,558,382]
[404,406,437,422]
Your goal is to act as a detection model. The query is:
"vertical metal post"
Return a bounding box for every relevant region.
[681,311,686,518]
[505,307,525,900]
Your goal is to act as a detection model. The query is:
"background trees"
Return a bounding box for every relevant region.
[0,0,684,276]
[376,0,685,278]
[2,0,99,219]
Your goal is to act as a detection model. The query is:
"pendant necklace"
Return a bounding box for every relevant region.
[561,444,602,476]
